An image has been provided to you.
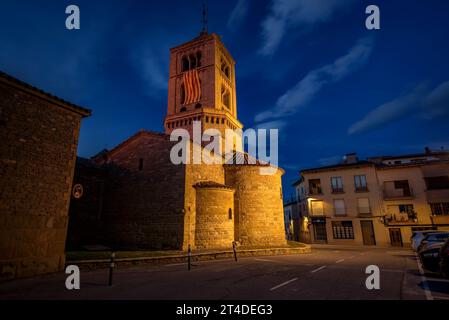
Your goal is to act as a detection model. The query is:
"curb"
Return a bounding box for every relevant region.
[66,245,311,270]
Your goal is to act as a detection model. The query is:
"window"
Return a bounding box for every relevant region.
[221,58,230,79]
[195,103,202,109]
[222,86,230,109]
[357,198,370,214]
[425,176,449,190]
[394,180,411,196]
[430,202,449,216]
[399,204,416,220]
[309,179,322,195]
[331,177,344,193]
[354,175,368,192]
[334,199,346,216]
[138,158,144,171]
[311,200,324,216]
[182,52,202,72]
[332,221,354,239]
[180,107,186,112]
[228,208,233,220]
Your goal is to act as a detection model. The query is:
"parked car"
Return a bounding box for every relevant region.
[411,231,438,251]
[417,232,449,253]
[439,238,449,278]
[419,242,445,272]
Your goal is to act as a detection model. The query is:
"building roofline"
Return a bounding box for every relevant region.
[0,71,91,117]
[300,161,374,174]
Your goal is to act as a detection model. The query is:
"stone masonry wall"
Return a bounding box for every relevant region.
[183,143,226,250]
[194,187,234,249]
[225,166,286,247]
[0,80,84,281]
[96,132,186,250]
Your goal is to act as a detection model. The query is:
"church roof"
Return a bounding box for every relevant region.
[0,71,91,117]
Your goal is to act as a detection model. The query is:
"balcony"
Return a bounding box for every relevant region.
[355,186,369,193]
[331,187,344,194]
[384,213,418,225]
[383,186,414,200]
[308,188,323,196]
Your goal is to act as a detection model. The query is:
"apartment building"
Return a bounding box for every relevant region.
[294,149,449,247]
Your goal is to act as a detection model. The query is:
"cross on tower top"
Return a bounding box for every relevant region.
[200,1,208,35]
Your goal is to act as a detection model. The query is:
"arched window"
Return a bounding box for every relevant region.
[182,56,189,72]
[222,86,230,109]
[221,58,231,79]
[196,52,202,67]
[189,54,197,69]
[228,208,233,220]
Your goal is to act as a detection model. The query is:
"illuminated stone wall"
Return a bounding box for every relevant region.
[0,74,89,281]
[225,165,287,247]
[194,184,234,249]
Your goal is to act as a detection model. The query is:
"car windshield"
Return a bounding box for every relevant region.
[427,233,449,241]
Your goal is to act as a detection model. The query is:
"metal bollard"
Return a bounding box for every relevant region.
[232,241,238,262]
[108,251,115,286]
[187,245,191,271]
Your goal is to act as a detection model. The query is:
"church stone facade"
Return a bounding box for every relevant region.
[68,33,286,251]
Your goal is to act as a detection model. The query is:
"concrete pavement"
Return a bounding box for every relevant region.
[0,247,448,300]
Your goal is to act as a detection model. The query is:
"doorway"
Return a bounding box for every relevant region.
[313,220,327,242]
[360,220,376,245]
[389,228,403,247]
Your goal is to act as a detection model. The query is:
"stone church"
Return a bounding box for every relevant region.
[68,32,286,251]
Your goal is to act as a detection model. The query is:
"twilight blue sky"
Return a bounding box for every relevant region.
[1,0,449,196]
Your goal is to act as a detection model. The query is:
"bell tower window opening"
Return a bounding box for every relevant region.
[181,52,202,72]
[221,57,231,79]
[222,86,230,109]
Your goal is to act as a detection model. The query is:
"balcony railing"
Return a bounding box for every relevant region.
[331,187,344,194]
[355,186,369,193]
[308,188,323,195]
[383,187,414,200]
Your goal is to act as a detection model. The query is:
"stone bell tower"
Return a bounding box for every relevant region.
[163,32,243,147]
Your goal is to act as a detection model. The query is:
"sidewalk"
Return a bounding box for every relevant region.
[310,243,413,251]
[67,243,312,270]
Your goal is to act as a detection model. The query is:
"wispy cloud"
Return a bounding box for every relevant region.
[348,80,449,135]
[259,0,355,56]
[130,45,168,97]
[227,0,250,31]
[255,119,288,130]
[255,37,374,123]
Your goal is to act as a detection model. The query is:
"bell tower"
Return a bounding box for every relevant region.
[164,32,243,143]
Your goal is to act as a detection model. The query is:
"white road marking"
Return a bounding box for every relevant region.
[270,278,298,291]
[255,258,278,263]
[415,253,434,300]
[335,259,345,263]
[333,250,340,253]
[164,263,185,267]
[433,295,449,300]
[311,266,327,273]
[348,256,355,259]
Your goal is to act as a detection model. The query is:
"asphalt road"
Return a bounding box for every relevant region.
[1,247,448,300]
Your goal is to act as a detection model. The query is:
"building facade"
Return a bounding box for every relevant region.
[283,196,300,241]
[295,150,449,247]
[67,32,286,251]
[0,72,91,281]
